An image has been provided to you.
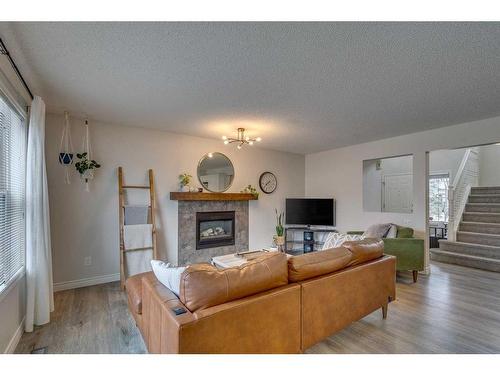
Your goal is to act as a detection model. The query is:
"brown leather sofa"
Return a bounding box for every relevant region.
[125,239,396,353]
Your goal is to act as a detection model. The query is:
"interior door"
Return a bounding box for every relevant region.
[383,174,413,213]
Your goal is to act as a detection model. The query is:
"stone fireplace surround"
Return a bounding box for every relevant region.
[178,200,249,265]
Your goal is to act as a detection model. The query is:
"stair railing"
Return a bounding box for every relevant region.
[447,148,480,241]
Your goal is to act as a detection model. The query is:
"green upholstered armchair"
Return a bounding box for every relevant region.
[347,226,424,282]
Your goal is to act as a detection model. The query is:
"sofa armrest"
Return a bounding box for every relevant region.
[383,238,425,271]
[141,275,196,353]
[346,231,364,235]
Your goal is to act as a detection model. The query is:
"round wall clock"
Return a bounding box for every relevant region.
[259,171,277,194]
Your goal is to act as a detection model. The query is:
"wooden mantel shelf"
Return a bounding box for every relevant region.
[170,192,258,201]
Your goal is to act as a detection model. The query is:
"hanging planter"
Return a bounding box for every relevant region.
[75,153,99,182]
[58,111,74,184]
[81,168,94,181]
[76,119,101,191]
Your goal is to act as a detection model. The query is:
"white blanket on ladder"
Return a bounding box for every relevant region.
[123,224,153,278]
[124,224,153,250]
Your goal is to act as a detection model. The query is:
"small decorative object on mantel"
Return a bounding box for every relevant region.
[75,119,101,191]
[241,184,259,199]
[179,173,192,192]
[274,209,285,252]
[58,111,74,184]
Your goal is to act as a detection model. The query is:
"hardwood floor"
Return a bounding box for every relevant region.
[15,281,147,354]
[15,261,500,354]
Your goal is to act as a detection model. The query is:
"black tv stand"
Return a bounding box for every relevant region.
[284,226,337,253]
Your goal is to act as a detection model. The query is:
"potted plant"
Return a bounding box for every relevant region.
[75,152,101,183]
[241,185,259,198]
[179,173,192,192]
[274,209,285,252]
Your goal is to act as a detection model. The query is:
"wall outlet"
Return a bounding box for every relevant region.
[84,256,92,266]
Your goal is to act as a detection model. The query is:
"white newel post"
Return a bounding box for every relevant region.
[447,185,456,241]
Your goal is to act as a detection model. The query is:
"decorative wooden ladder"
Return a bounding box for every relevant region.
[118,167,158,289]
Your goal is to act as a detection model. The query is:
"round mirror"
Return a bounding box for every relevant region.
[197,152,235,192]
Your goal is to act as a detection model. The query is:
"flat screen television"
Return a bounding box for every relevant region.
[285,198,335,227]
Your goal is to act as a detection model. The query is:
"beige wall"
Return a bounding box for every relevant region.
[305,115,500,272]
[45,113,305,285]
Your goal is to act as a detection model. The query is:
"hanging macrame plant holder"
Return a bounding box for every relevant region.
[75,119,101,192]
[81,120,94,192]
[58,111,74,184]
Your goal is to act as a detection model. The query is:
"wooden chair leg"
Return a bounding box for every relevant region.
[381,303,388,319]
[412,270,418,283]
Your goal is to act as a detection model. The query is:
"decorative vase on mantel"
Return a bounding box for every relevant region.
[179,173,192,192]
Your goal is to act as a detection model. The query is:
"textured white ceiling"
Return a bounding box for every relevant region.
[1,22,500,154]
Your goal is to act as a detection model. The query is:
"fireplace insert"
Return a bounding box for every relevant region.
[196,211,235,250]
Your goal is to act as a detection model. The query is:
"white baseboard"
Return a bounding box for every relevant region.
[4,317,25,354]
[53,273,120,292]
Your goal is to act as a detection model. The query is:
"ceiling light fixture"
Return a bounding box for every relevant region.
[221,128,261,149]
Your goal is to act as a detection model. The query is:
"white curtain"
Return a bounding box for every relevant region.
[25,96,54,332]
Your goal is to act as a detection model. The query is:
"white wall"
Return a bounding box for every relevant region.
[306,115,500,272]
[429,148,467,181]
[479,144,500,186]
[363,159,382,212]
[0,276,25,353]
[363,155,413,212]
[45,113,305,285]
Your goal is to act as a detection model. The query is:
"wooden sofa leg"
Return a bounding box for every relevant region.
[412,270,418,283]
[381,303,388,319]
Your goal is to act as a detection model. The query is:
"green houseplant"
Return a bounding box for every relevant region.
[75,152,101,183]
[179,173,192,192]
[274,209,285,251]
[241,184,259,198]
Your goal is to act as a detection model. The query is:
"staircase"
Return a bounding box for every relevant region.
[431,186,500,272]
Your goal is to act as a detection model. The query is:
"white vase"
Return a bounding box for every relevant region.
[181,185,190,192]
[81,169,94,182]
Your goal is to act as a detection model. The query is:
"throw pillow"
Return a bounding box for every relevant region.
[150,260,186,297]
[322,232,365,250]
[396,226,414,238]
[363,223,392,238]
[385,224,398,238]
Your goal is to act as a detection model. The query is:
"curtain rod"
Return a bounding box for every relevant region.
[0,38,34,100]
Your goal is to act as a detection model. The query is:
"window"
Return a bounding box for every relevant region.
[429,174,449,222]
[0,93,26,293]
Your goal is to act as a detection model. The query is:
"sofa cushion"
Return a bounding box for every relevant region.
[179,252,288,312]
[150,260,186,297]
[321,232,365,250]
[288,247,353,282]
[363,223,392,238]
[125,271,156,314]
[396,226,414,238]
[386,224,398,238]
[342,238,384,266]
